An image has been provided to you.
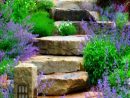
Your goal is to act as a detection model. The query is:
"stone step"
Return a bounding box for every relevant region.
[51,8,99,21]
[25,55,84,74]
[54,0,97,11]
[54,21,116,35]
[38,71,88,96]
[35,35,89,56]
[38,91,102,98]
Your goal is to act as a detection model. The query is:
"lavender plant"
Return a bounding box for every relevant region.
[0,17,38,80]
[97,72,130,98]
[82,3,130,85]
[0,20,38,61]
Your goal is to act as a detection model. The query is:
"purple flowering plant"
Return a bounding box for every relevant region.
[81,2,130,98]
[0,4,38,97]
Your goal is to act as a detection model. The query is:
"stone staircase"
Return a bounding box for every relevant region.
[33,0,97,96]
[52,0,115,35]
[14,0,108,98]
[30,35,89,96]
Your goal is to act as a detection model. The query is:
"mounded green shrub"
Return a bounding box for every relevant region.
[29,11,55,37]
[83,37,120,85]
[58,22,77,36]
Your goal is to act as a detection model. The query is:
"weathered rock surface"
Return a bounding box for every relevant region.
[51,8,97,21]
[14,63,37,98]
[38,71,88,96]
[26,55,84,74]
[38,91,102,98]
[54,0,97,11]
[35,35,89,56]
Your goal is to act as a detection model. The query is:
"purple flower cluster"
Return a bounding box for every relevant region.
[81,3,130,98]
[0,16,38,97]
[0,20,38,61]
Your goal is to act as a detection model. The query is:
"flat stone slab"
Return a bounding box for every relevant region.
[38,71,88,96]
[26,55,84,74]
[38,91,102,98]
[54,0,97,11]
[35,35,89,56]
[55,21,115,35]
[51,8,97,21]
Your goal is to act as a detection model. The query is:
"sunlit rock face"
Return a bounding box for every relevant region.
[26,55,84,74]
[54,0,97,10]
[35,35,88,56]
[38,71,88,96]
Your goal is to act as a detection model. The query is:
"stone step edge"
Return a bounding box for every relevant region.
[38,71,89,95]
[35,35,88,56]
[40,71,88,80]
[25,55,84,74]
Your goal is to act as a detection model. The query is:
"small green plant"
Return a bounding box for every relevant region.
[58,22,77,36]
[35,0,54,11]
[116,12,129,30]
[29,11,55,37]
[83,36,120,85]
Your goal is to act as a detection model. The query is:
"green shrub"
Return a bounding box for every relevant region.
[83,37,119,85]
[116,12,129,30]
[58,22,77,36]
[35,0,54,11]
[2,0,36,22]
[29,11,55,37]
[1,0,54,23]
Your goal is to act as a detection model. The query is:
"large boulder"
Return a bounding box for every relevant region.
[38,71,88,96]
[35,35,89,56]
[51,8,97,21]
